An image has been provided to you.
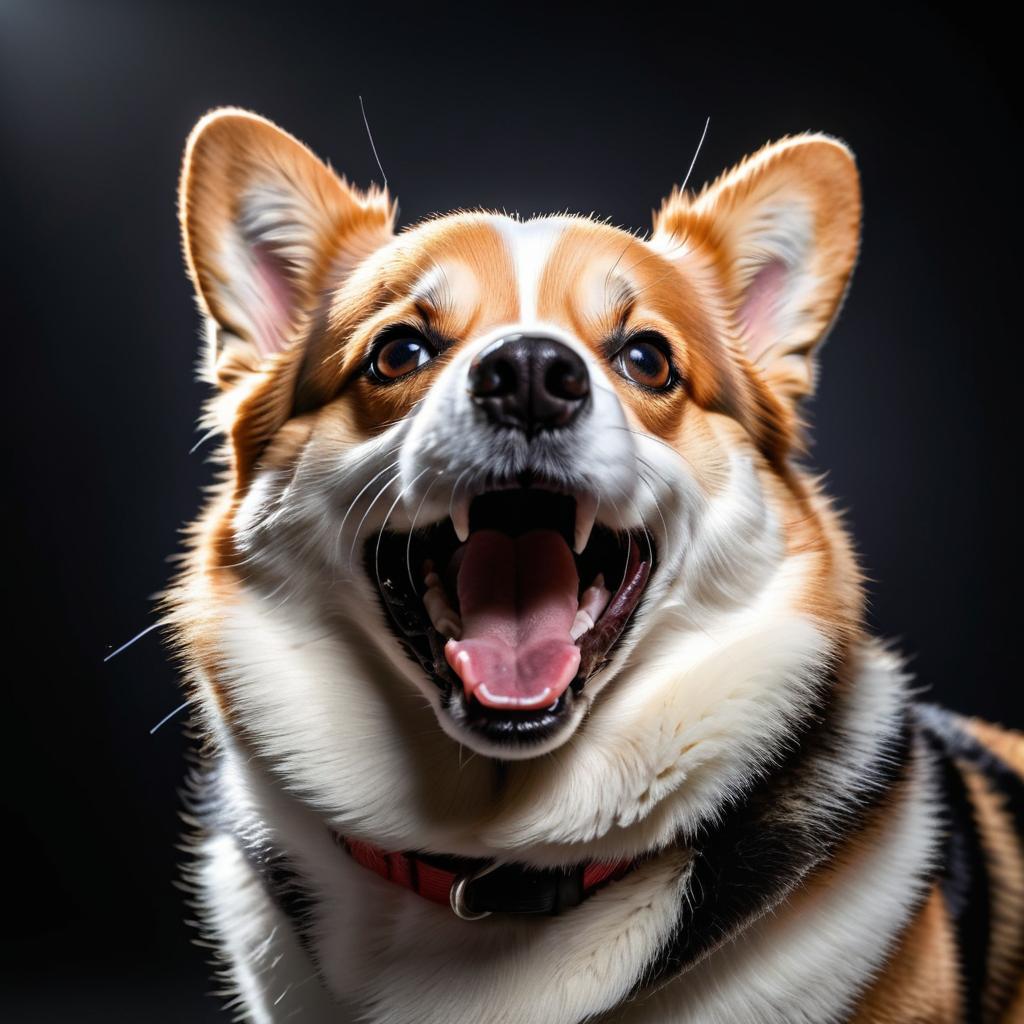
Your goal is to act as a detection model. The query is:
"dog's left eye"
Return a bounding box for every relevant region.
[370,335,437,381]
[616,335,672,390]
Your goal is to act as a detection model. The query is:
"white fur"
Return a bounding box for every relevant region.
[492,216,568,322]
[211,182,329,358]
[200,834,341,1023]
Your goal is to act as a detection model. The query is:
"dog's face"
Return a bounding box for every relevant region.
[175,110,863,851]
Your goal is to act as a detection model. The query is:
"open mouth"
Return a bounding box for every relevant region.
[367,484,654,748]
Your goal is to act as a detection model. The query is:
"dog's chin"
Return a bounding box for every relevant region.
[435,684,590,759]
[365,485,655,760]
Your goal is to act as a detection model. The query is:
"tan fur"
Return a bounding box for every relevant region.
[850,885,963,1024]
[967,720,1024,777]
[964,721,1024,1021]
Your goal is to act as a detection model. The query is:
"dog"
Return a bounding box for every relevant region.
[164,108,1024,1023]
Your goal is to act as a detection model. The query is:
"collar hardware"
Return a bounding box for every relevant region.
[338,835,634,919]
[450,861,498,920]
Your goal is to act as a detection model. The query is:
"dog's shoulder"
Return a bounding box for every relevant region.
[851,706,1024,1023]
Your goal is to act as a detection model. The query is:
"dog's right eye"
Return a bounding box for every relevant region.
[369,334,437,382]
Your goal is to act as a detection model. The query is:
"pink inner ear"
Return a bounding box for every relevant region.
[249,243,297,358]
[738,258,788,365]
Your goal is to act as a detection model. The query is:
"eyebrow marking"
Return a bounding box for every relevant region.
[408,265,452,311]
[606,272,637,320]
[412,299,435,328]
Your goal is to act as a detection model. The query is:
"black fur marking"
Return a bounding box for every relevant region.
[914,704,1024,1023]
[927,734,989,1024]
[915,704,1024,828]
[242,842,319,952]
[633,688,912,999]
[188,756,322,961]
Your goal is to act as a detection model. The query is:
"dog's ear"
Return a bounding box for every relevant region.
[654,135,861,401]
[179,108,394,389]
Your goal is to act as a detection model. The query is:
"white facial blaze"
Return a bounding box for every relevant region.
[491,216,568,323]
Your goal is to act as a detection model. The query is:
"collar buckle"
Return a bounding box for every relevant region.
[449,860,500,921]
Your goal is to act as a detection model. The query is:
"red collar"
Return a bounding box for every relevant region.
[339,836,636,919]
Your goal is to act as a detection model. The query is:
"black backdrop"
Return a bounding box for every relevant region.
[1,2,1017,1019]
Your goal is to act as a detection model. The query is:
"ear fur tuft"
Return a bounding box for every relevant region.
[654,134,862,403]
[179,107,395,389]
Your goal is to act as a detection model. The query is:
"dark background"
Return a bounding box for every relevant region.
[1,1,1017,1019]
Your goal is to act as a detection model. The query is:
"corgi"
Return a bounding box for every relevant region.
[165,108,1024,1023]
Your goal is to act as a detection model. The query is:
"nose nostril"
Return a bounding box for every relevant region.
[545,359,589,402]
[470,357,517,398]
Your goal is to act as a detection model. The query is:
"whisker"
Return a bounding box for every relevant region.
[599,487,632,592]
[335,459,402,565]
[104,621,161,663]
[348,471,403,569]
[374,467,432,593]
[604,235,635,298]
[635,453,674,489]
[358,94,389,192]
[149,699,190,735]
[188,426,219,455]
[604,422,692,465]
[627,267,685,301]
[621,236,694,277]
[616,476,656,566]
[406,471,443,595]
[636,469,670,545]
[680,115,711,194]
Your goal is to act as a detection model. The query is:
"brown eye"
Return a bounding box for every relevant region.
[371,336,436,381]
[617,338,672,390]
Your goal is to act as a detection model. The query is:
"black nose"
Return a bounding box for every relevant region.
[467,334,590,435]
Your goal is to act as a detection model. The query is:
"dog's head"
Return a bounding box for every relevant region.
[174,109,863,851]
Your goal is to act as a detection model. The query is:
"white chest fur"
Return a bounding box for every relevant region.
[198,730,936,1024]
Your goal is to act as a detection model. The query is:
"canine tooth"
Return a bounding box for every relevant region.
[571,610,595,641]
[574,493,598,554]
[451,492,471,542]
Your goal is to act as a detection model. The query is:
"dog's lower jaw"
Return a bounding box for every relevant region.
[189,642,938,1024]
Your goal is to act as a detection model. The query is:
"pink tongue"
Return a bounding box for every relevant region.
[445,529,581,709]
